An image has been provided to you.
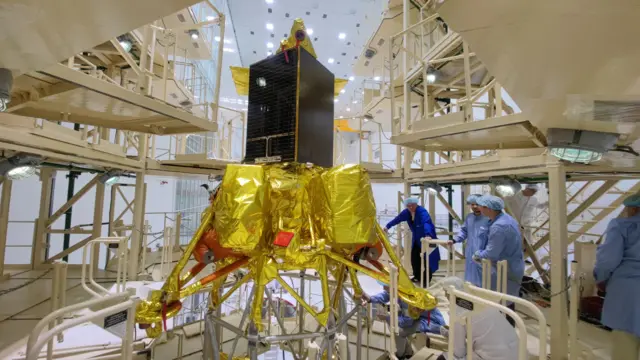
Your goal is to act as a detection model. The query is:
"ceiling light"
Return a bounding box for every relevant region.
[265,0,274,3]
[364,114,374,122]
[266,23,274,31]
[0,154,43,180]
[492,178,521,197]
[353,100,358,104]
[307,28,314,35]
[267,42,274,49]
[215,36,221,42]
[99,170,125,186]
[328,58,334,64]
[346,107,351,112]
[422,182,443,193]
[348,76,355,81]
[223,48,235,53]
[267,51,273,56]
[206,16,215,21]
[373,76,380,81]
[547,128,617,164]
[118,39,132,53]
[334,99,338,103]
[426,73,436,83]
[189,30,199,40]
[338,33,346,40]
[340,89,345,94]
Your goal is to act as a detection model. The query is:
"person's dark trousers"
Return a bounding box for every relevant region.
[436,354,446,360]
[411,245,434,286]
[506,302,516,327]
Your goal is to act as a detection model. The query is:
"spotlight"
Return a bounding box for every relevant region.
[338,33,346,40]
[328,58,335,64]
[0,154,43,180]
[373,76,380,81]
[266,23,274,31]
[188,30,200,40]
[267,42,274,49]
[547,128,617,164]
[99,170,125,186]
[307,28,314,35]
[0,68,12,112]
[422,181,443,193]
[118,40,133,53]
[426,67,437,84]
[348,76,355,81]
[334,99,338,103]
[340,89,345,94]
[492,178,521,197]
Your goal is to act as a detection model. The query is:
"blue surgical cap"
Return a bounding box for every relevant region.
[466,194,482,205]
[623,194,640,207]
[477,194,504,211]
[403,198,419,206]
[525,184,539,190]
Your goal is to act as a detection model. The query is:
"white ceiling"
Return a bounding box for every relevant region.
[226,0,386,117]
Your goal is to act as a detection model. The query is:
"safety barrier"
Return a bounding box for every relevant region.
[447,286,528,360]
[81,237,128,297]
[481,258,508,295]
[25,291,138,360]
[421,237,454,288]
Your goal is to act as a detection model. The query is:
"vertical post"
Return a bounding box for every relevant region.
[495,83,503,117]
[128,172,146,281]
[33,168,55,269]
[47,262,63,360]
[403,183,412,273]
[248,322,258,360]
[122,291,138,360]
[211,15,226,125]
[298,271,306,355]
[0,178,12,280]
[356,301,363,360]
[137,25,152,95]
[174,212,182,249]
[569,261,579,360]
[389,265,399,356]
[91,181,105,274]
[447,289,456,360]
[548,164,569,360]
[421,238,428,288]
[462,41,473,123]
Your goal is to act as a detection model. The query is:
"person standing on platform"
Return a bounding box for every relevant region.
[447,194,490,287]
[384,198,439,285]
[505,184,547,259]
[594,194,640,359]
[473,195,524,326]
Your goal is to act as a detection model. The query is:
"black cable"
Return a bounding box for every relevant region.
[0,269,52,297]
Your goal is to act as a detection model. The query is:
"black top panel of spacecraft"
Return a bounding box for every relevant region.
[244,46,334,168]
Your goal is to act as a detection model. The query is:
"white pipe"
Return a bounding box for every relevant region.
[464,283,548,360]
[389,265,399,356]
[569,261,579,360]
[337,333,348,359]
[308,340,319,360]
[26,292,132,356]
[481,259,492,290]
[27,300,138,360]
[82,238,127,297]
[448,287,528,360]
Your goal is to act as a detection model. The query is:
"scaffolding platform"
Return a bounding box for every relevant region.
[8,65,217,135]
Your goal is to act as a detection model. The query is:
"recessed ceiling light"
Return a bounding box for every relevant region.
[373,76,380,81]
[189,30,199,40]
[307,28,314,35]
[266,0,274,3]
[346,107,351,112]
[328,58,334,64]
[340,89,345,94]
[206,16,215,21]
[334,99,338,103]
[223,48,235,53]
[267,51,273,56]
[338,33,346,40]
[353,100,358,104]
[267,42,274,49]
[348,76,355,81]
[266,23,274,31]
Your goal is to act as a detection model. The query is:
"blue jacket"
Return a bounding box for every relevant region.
[476,212,524,297]
[453,213,490,287]
[385,206,440,273]
[370,290,446,334]
[594,215,640,337]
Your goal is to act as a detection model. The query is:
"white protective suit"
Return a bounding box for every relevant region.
[506,190,547,259]
[443,306,519,360]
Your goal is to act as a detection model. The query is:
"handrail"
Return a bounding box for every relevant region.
[26,291,133,359]
[81,237,128,297]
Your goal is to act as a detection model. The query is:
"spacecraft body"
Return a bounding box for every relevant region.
[135,19,437,338]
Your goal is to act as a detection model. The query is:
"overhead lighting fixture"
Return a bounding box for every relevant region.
[99,170,125,186]
[334,99,338,103]
[118,39,133,53]
[189,30,199,40]
[266,23,274,31]
[426,67,437,84]
[223,48,235,53]
[547,128,618,164]
[267,42,274,49]
[215,36,221,42]
[492,178,521,197]
[0,68,12,112]
[364,114,374,122]
[338,33,346,40]
[340,89,345,94]
[328,58,335,64]
[373,76,380,81]
[422,182,443,193]
[267,51,273,56]
[346,107,351,112]
[0,154,43,180]
[265,0,274,3]
[348,76,355,81]
[353,100,358,104]
[206,15,216,21]
[307,28,314,35]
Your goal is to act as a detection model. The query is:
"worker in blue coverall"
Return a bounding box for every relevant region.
[384,198,439,285]
[447,194,490,287]
[363,281,446,360]
[594,194,640,359]
[473,194,524,326]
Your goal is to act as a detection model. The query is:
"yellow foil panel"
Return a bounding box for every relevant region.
[230,66,250,96]
[213,164,266,252]
[321,164,377,249]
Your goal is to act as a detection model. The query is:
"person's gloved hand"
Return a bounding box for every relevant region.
[472,251,482,263]
[440,326,449,338]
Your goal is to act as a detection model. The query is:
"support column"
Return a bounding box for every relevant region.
[0,179,12,280]
[548,164,569,360]
[128,171,146,281]
[91,181,105,273]
[403,182,412,273]
[32,168,55,269]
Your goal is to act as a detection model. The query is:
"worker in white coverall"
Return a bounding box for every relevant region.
[437,277,518,360]
[505,184,547,259]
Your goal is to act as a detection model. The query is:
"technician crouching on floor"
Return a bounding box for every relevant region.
[473,195,524,325]
[384,198,439,285]
[447,194,489,287]
[594,194,640,359]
